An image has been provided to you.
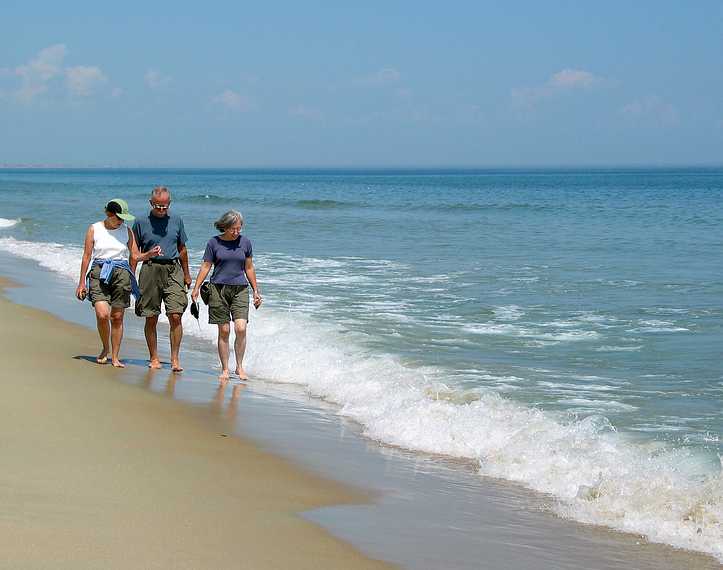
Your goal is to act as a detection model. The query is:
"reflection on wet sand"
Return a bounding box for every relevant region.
[140,366,180,397]
[212,379,246,425]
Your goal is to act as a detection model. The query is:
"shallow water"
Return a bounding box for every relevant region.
[0,168,721,560]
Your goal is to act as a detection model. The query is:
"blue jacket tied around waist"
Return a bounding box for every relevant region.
[87,259,141,301]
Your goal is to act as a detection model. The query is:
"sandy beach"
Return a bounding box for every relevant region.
[0,278,393,569]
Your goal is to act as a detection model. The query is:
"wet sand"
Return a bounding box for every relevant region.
[0,279,393,569]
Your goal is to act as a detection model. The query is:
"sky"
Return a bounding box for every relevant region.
[1,1,722,167]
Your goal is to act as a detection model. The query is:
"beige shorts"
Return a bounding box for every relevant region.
[88,265,131,309]
[135,260,188,317]
[208,283,249,324]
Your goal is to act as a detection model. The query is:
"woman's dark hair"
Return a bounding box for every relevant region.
[106,201,122,215]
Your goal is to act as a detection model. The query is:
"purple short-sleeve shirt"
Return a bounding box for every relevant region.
[203,235,253,286]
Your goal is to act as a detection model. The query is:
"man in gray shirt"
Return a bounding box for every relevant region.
[132,186,192,371]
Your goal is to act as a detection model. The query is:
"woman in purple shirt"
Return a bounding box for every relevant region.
[191,210,262,380]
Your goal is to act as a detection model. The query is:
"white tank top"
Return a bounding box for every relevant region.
[92,221,129,261]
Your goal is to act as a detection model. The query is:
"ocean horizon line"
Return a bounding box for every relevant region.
[1,164,723,174]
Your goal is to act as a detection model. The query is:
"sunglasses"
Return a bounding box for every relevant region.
[150,201,170,210]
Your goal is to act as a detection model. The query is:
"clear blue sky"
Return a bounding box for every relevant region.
[2,1,722,167]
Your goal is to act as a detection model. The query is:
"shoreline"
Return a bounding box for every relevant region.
[1,261,720,570]
[0,277,393,569]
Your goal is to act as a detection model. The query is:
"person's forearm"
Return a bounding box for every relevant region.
[78,254,91,286]
[246,266,260,292]
[193,264,212,290]
[179,247,191,280]
[130,250,141,273]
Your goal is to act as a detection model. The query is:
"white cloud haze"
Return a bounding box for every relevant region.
[15,44,67,102]
[621,95,679,127]
[354,67,401,87]
[65,66,107,96]
[145,69,171,90]
[289,104,323,120]
[512,68,604,108]
[212,89,253,112]
[11,44,109,102]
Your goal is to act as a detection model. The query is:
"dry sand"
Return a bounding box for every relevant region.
[0,279,394,569]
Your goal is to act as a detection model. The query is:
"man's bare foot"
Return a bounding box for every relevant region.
[97,350,109,364]
[171,361,183,373]
[111,359,125,368]
[235,367,249,381]
[148,359,162,369]
[219,369,230,380]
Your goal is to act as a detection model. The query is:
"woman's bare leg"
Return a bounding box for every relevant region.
[94,301,111,363]
[217,322,231,380]
[233,318,248,380]
[110,307,126,367]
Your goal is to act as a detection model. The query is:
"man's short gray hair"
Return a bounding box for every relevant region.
[151,186,171,200]
[214,210,244,233]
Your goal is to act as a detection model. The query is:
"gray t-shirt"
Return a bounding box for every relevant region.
[203,235,253,286]
[132,213,188,260]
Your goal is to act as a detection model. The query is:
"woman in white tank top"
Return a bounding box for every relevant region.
[76,199,140,367]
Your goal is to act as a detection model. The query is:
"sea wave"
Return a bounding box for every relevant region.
[0,217,21,229]
[430,202,556,212]
[295,199,359,209]
[463,322,601,343]
[186,193,228,203]
[1,236,722,562]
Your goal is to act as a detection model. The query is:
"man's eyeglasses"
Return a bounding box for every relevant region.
[150,202,170,210]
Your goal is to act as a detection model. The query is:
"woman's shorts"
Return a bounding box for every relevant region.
[208,283,249,324]
[88,265,131,309]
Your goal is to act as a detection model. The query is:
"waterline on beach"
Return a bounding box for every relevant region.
[1,235,721,562]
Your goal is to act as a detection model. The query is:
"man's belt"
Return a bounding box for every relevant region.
[144,258,178,265]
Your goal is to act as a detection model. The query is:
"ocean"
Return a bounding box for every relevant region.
[0,167,721,561]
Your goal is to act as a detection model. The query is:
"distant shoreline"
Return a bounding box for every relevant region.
[2,165,722,174]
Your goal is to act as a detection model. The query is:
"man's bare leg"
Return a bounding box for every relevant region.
[94,301,111,364]
[110,307,126,368]
[233,318,249,380]
[217,322,230,380]
[168,313,183,372]
[144,315,162,369]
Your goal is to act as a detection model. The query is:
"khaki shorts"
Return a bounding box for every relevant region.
[208,283,249,324]
[135,260,188,317]
[88,265,131,309]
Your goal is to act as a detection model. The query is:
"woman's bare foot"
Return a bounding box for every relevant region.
[235,367,249,381]
[171,361,184,373]
[148,359,162,369]
[96,350,109,364]
[219,369,230,380]
[111,359,125,368]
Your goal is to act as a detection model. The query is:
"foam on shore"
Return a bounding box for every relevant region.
[0,281,391,570]
[0,217,20,228]
[1,236,721,562]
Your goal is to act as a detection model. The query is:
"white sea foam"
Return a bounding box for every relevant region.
[2,237,722,561]
[493,305,525,321]
[595,345,643,352]
[629,320,690,333]
[557,398,638,412]
[0,237,82,279]
[0,218,20,229]
[463,322,601,343]
[538,381,616,393]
